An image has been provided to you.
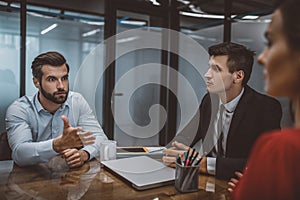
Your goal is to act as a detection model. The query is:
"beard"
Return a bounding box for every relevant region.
[40,84,69,104]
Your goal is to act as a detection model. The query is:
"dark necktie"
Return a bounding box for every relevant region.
[217,104,225,157]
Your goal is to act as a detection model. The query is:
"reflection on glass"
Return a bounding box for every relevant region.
[25,5,104,96]
[4,156,100,200]
[0,9,20,133]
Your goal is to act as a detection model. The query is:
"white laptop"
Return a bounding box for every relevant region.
[101,156,175,190]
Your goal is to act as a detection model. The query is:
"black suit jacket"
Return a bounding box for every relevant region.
[174,85,282,180]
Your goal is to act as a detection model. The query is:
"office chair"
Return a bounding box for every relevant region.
[0,131,12,160]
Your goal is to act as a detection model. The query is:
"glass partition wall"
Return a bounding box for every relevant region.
[0,2,105,133]
[25,5,105,95]
[182,13,293,128]
[232,15,293,128]
[0,1,290,146]
[113,11,164,146]
[0,3,20,133]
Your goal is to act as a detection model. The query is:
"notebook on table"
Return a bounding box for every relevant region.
[101,156,175,190]
[116,146,166,158]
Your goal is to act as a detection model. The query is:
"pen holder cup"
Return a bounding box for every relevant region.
[175,162,199,193]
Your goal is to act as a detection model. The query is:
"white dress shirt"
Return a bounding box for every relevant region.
[207,88,245,175]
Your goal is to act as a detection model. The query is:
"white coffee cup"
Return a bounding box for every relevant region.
[100,140,117,161]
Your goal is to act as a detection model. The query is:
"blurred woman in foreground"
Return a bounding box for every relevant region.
[230,0,300,199]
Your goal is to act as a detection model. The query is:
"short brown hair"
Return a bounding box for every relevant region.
[208,42,255,85]
[31,51,69,82]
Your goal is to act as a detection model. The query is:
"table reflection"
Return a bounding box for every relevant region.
[0,158,230,200]
[3,156,100,200]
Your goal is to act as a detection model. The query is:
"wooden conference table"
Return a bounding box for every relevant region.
[0,158,230,200]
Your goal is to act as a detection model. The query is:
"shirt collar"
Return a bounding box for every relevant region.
[34,92,70,113]
[34,93,44,112]
[221,87,244,113]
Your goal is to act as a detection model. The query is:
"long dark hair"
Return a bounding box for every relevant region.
[289,100,295,123]
[274,0,300,124]
[275,0,300,50]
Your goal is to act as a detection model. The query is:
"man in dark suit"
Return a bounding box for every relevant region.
[163,42,282,180]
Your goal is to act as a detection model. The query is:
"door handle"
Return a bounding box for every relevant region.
[113,92,124,96]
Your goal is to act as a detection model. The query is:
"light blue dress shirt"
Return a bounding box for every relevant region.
[6,91,108,166]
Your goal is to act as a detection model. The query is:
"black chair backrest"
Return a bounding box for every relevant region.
[0,131,12,160]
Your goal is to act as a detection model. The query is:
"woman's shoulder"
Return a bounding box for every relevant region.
[256,128,300,151]
[263,127,300,139]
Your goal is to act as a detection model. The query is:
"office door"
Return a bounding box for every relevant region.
[103,0,180,146]
[112,11,164,146]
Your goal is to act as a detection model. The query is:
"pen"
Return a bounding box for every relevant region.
[183,151,188,165]
[187,148,195,166]
[190,151,199,166]
[193,151,208,166]
[184,148,190,166]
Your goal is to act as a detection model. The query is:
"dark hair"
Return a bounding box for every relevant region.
[275,0,300,50]
[208,42,255,85]
[31,51,69,82]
